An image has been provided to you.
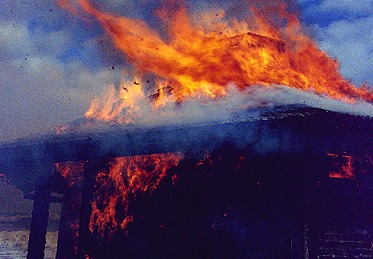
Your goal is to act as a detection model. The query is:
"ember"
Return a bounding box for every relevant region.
[327,153,355,179]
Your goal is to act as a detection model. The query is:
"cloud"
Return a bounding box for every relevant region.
[0,53,116,140]
[0,0,65,27]
[0,15,117,140]
[0,1,131,141]
[299,0,372,17]
[319,0,373,16]
[311,15,373,85]
[0,22,33,59]
[297,0,373,85]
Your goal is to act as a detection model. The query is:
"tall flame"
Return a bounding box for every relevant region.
[55,154,183,241]
[89,153,183,239]
[60,0,372,112]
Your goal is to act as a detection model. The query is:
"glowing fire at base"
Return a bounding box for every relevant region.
[56,153,183,240]
[89,153,183,239]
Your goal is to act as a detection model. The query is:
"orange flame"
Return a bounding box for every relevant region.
[84,82,145,123]
[55,154,183,240]
[56,160,85,187]
[327,153,355,179]
[89,153,183,239]
[55,161,85,254]
[60,0,372,115]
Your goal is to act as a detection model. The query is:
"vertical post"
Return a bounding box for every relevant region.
[77,160,101,258]
[56,191,76,259]
[27,184,51,259]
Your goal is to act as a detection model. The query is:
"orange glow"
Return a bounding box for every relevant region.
[89,153,183,239]
[84,82,145,123]
[54,154,183,239]
[55,161,84,187]
[54,125,69,134]
[55,161,85,253]
[327,153,355,179]
[59,0,372,122]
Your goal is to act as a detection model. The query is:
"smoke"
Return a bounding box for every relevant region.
[242,85,373,117]
[79,83,373,131]
[150,87,343,126]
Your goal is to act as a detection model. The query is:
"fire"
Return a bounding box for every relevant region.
[55,161,85,252]
[327,153,355,179]
[55,161,84,186]
[54,153,183,241]
[88,153,183,239]
[84,82,145,123]
[59,0,373,121]
[55,0,373,244]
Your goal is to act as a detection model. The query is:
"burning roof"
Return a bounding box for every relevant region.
[58,0,373,110]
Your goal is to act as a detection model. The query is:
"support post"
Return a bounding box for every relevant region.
[77,160,102,258]
[56,191,76,258]
[27,184,51,259]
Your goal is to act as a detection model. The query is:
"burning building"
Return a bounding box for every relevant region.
[0,0,373,258]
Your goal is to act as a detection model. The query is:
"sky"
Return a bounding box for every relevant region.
[0,0,372,141]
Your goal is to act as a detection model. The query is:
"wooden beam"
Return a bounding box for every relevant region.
[27,183,51,259]
[56,191,77,259]
[77,160,103,258]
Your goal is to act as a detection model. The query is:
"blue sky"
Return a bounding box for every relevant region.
[0,0,372,141]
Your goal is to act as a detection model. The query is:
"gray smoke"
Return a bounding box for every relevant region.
[106,84,373,128]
